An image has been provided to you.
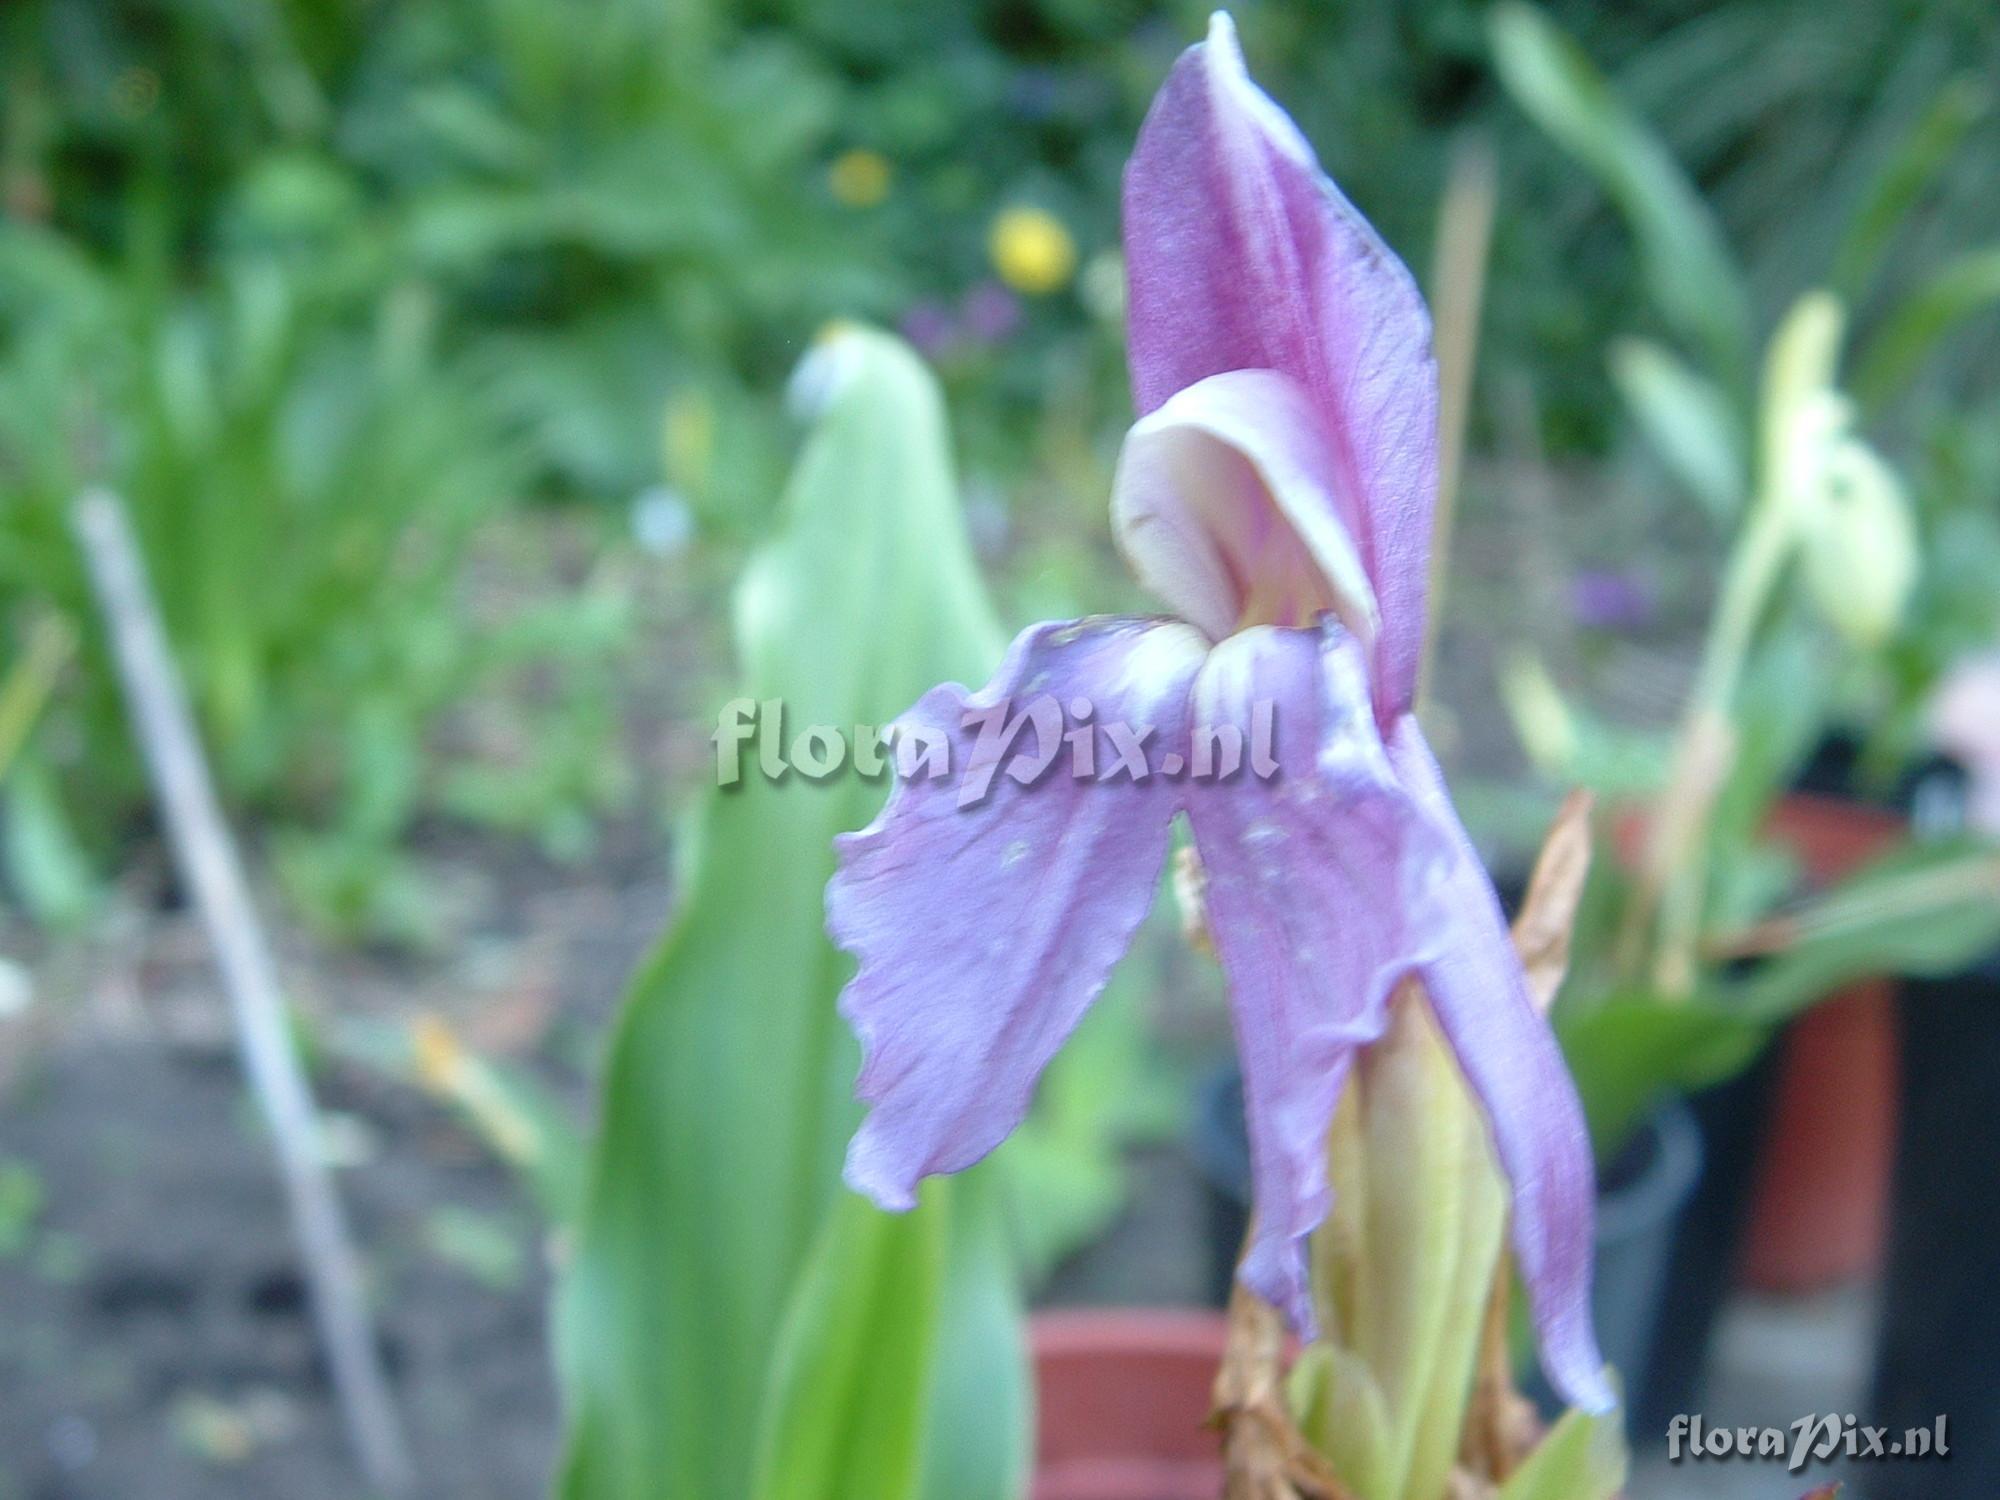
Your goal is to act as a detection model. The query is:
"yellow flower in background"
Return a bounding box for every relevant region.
[828,148,892,207]
[989,205,1077,295]
[411,1013,466,1094]
[661,388,715,495]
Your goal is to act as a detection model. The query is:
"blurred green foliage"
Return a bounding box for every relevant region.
[3,0,1998,939]
[1489,3,2000,1160]
[557,329,1032,1500]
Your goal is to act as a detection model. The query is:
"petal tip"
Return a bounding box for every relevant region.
[1236,1233,1320,1343]
[1565,1364,1618,1419]
[842,1140,917,1214]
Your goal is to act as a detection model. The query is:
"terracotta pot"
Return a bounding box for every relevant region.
[1030,1309,1230,1500]
[1764,789,1904,888]
[1738,793,1905,1292]
[1738,981,1901,1291]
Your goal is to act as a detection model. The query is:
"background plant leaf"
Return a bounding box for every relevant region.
[1831,74,1990,303]
[914,1172,1031,1500]
[1733,839,2000,1022]
[1556,991,1763,1158]
[1609,336,1746,523]
[1852,244,2000,406]
[750,1187,951,1500]
[1489,2,1752,385]
[554,328,1010,1500]
[1495,1398,1626,1500]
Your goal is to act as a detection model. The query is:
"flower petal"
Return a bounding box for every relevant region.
[1386,724,1612,1414]
[1181,623,1413,1331]
[1183,620,1608,1413]
[831,615,1208,1210]
[1111,367,1379,644]
[1124,13,1437,719]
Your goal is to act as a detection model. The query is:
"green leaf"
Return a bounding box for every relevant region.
[751,1188,951,1500]
[0,616,74,783]
[1852,246,2000,407]
[1609,337,1746,523]
[1489,3,1751,384]
[1563,836,2000,1163]
[1497,648,1672,797]
[2,758,97,930]
[1291,1344,1395,1499]
[1496,1399,1627,1500]
[1557,992,1764,1159]
[916,1173,1032,1500]
[1312,1001,1507,1500]
[1831,75,1990,304]
[553,329,1011,1500]
[1733,839,2000,1023]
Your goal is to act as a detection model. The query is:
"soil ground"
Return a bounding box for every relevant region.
[0,822,670,1500]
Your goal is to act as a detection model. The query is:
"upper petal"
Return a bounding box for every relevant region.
[1111,367,1379,645]
[830,615,1207,1210]
[1123,13,1438,718]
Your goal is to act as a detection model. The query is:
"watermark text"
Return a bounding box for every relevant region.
[712,695,1280,807]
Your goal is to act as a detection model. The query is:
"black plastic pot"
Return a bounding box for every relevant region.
[1585,1095,1702,1413]
[1189,1065,1250,1309]
[1189,1064,1702,1416]
[1635,738,1967,1429]
[1867,953,2000,1500]
[1628,1048,1778,1436]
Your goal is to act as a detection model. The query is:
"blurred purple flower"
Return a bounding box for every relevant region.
[961,281,1023,343]
[830,14,1609,1414]
[897,299,960,360]
[1569,567,1656,632]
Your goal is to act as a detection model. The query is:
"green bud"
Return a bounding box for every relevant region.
[1800,433,1918,647]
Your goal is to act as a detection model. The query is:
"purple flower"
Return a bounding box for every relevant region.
[961,280,1024,344]
[828,14,1609,1413]
[897,299,960,360]
[1570,567,1657,632]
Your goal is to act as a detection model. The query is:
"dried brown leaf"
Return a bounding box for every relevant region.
[1456,1246,1545,1485]
[1212,1282,1356,1500]
[1511,790,1595,1014]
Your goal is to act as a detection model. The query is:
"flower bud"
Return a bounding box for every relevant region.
[1799,433,1918,648]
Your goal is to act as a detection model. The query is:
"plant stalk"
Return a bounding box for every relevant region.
[71,489,414,1497]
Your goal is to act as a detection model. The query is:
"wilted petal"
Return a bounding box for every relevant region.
[1183,621,1608,1414]
[1387,725,1611,1414]
[1181,622,1415,1330]
[831,615,1207,1209]
[1124,13,1437,719]
[1111,367,1378,645]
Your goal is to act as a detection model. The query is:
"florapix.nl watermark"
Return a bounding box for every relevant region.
[712,695,1280,807]
[1666,1413,1950,1474]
